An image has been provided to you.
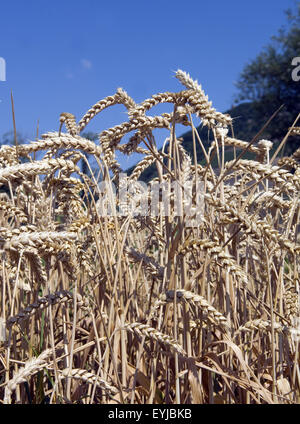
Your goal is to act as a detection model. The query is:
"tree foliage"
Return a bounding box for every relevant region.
[1,130,26,146]
[235,2,300,152]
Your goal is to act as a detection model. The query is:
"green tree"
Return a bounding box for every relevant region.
[235,2,300,153]
[1,130,26,146]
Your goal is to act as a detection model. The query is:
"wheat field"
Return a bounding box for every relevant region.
[0,70,299,404]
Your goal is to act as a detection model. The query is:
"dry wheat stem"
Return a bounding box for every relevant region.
[1,70,299,404]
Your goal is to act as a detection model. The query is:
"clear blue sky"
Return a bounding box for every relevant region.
[0,0,297,168]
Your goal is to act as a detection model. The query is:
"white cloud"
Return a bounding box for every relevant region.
[81,59,92,70]
[65,72,74,79]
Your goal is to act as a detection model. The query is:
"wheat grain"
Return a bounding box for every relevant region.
[59,368,118,394]
[4,349,53,403]
[6,290,86,327]
[0,71,299,404]
[124,322,187,356]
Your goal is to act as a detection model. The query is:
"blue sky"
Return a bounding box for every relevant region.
[0,0,297,168]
